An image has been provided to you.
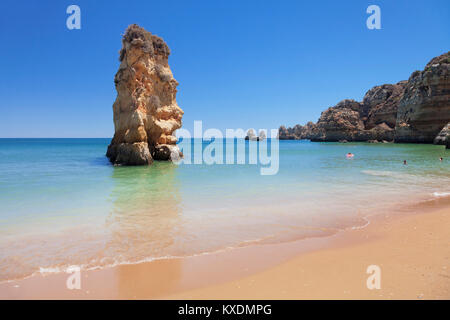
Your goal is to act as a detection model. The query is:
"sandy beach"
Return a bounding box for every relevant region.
[1,0,449,304]
[1,198,449,300]
[169,203,450,300]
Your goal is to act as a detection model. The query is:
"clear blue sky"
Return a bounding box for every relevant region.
[0,0,448,138]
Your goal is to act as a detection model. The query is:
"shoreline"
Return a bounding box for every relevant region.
[1,196,449,299]
[170,203,450,300]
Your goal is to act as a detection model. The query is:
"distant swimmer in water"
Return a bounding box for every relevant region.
[346,153,354,159]
[403,160,407,165]
[440,157,443,162]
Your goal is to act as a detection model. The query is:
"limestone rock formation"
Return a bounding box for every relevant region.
[279,52,449,145]
[245,129,266,141]
[106,24,183,165]
[395,52,450,143]
[434,123,450,145]
[258,130,266,141]
[312,99,364,141]
[245,129,257,141]
[280,83,404,142]
[278,125,297,140]
[311,98,396,142]
[364,82,407,130]
[278,122,319,140]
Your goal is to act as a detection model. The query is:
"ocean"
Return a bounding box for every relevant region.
[0,138,448,282]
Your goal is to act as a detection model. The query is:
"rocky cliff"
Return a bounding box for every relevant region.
[278,121,318,140]
[395,52,450,143]
[312,99,365,142]
[280,83,404,142]
[107,24,183,165]
[279,52,449,145]
[434,123,450,145]
[364,82,407,130]
[310,82,406,142]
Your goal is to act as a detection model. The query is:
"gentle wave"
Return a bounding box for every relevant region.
[3,243,265,284]
[433,192,450,198]
[361,170,403,177]
[3,220,371,284]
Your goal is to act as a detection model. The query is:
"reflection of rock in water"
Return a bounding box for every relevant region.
[106,162,183,296]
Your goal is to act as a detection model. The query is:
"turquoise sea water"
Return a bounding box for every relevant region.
[0,138,449,281]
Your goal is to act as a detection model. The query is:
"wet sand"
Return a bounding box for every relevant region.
[1,200,449,300]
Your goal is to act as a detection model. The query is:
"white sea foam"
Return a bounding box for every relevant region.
[432,192,450,198]
[39,266,64,275]
[349,218,370,230]
[0,248,239,284]
[361,170,401,177]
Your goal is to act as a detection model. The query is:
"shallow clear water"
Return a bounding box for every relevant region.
[0,138,449,281]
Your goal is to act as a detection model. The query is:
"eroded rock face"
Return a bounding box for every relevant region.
[278,125,298,140]
[434,123,450,145]
[106,24,183,165]
[364,82,407,130]
[245,129,257,141]
[313,99,364,141]
[278,122,319,140]
[279,52,449,144]
[245,129,266,141]
[395,52,450,143]
[280,86,402,142]
[258,130,266,140]
[311,98,396,142]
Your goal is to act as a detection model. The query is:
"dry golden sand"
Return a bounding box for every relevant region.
[168,206,450,300]
[1,202,449,300]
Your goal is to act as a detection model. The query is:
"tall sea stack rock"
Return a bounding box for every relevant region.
[106,24,184,165]
[395,52,450,143]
